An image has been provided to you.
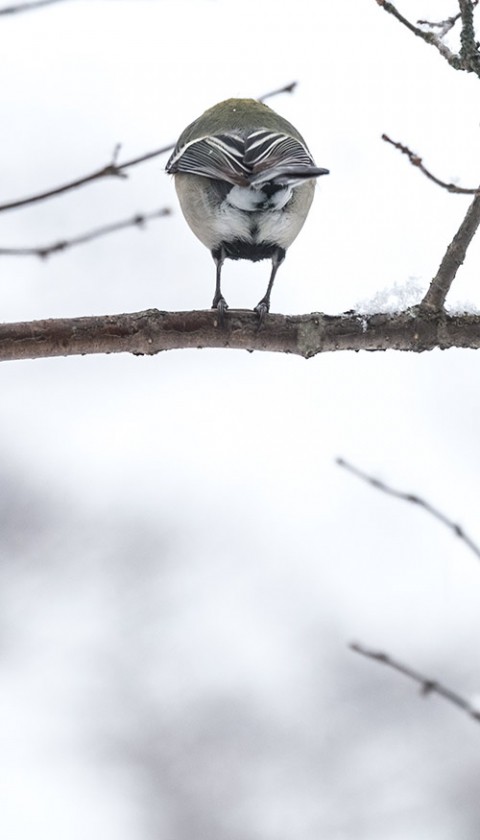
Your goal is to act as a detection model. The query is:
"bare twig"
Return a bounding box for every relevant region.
[382,134,480,309]
[422,192,480,310]
[0,83,297,215]
[417,13,461,39]
[0,0,68,14]
[1,309,480,363]
[350,642,480,722]
[382,134,480,195]
[417,2,479,38]
[0,143,174,214]
[0,207,171,259]
[375,0,462,69]
[336,458,480,561]
[259,81,298,102]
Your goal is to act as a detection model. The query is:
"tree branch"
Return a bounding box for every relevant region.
[417,1,478,39]
[459,0,480,74]
[0,0,68,14]
[422,192,480,310]
[382,134,480,195]
[375,0,463,69]
[380,134,480,310]
[259,81,298,102]
[0,207,171,259]
[0,82,297,215]
[417,12,461,39]
[0,143,174,214]
[1,308,480,363]
[350,642,480,722]
[336,458,480,561]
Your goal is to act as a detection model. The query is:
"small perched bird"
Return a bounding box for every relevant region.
[166,98,329,322]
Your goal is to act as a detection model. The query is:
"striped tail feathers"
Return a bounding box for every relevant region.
[166,129,329,188]
[245,130,329,186]
[249,164,329,188]
[166,134,251,186]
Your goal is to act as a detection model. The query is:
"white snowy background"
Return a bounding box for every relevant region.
[1,1,480,838]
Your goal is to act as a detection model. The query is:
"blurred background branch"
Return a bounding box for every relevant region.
[337,458,480,560]
[351,642,480,722]
[0,207,171,259]
[0,0,70,14]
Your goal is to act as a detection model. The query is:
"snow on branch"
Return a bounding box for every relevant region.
[381,135,480,310]
[422,193,480,310]
[1,308,480,363]
[376,0,480,75]
[418,0,479,39]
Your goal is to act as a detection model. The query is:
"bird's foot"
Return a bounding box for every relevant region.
[212,295,228,326]
[254,299,270,328]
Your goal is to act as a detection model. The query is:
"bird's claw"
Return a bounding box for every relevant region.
[254,300,269,328]
[212,296,228,326]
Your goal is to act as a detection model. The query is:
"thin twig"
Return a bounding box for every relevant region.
[350,642,480,722]
[382,134,480,195]
[422,192,480,310]
[0,82,297,215]
[375,0,462,69]
[417,13,461,39]
[0,143,174,214]
[0,207,171,259]
[383,133,480,307]
[0,0,68,13]
[416,2,479,38]
[259,81,298,102]
[336,458,480,561]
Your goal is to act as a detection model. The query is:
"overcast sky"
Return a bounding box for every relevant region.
[1,2,480,839]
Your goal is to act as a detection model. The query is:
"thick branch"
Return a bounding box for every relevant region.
[0,207,170,259]
[351,642,480,722]
[422,192,480,310]
[337,458,480,561]
[459,0,480,74]
[1,308,480,362]
[381,135,480,310]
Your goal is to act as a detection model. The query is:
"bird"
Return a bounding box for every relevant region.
[166,98,329,323]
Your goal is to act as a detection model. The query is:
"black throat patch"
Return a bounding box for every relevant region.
[214,239,285,263]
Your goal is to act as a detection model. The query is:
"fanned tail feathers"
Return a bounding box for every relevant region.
[166,129,329,187]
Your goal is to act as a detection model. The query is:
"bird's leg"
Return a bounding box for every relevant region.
[211,247,228,324]
[254,247,285,326]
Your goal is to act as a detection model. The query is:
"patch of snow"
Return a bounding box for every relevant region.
[354,277,426,315]
[445,299,480,315]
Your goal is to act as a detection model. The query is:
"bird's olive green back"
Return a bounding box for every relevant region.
[176,98,308,149]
